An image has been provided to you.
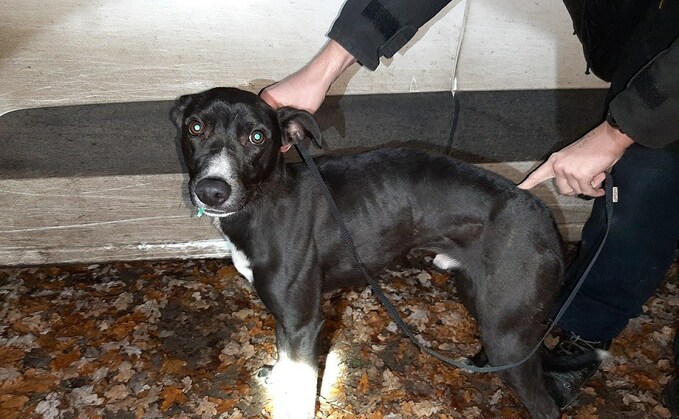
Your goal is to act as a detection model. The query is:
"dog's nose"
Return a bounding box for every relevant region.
[195,178,231,207]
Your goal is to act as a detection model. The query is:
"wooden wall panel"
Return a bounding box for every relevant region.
[1,0,616,114]
[0,174,227,265]
[0,1,605,266]
[455,0,609,90]
[0,164,592,266]
[0,0,463,115]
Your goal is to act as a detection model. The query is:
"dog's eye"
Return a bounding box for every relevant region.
[249,130,267,145]
[188,120,203,136]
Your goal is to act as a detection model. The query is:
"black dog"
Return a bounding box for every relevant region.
[172,87,565,418]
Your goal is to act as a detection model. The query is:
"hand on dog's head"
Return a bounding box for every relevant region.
[170,87,321,154]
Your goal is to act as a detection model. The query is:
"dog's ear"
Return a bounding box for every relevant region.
[170,94,193,128]
[277,107,321,153]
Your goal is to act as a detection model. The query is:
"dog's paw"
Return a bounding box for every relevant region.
[256,365,274,383]
[469,347,489,367]
[454,356,489,373]
[266,355,318,419]
[456,356,475,366]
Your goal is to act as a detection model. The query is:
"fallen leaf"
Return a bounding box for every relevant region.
[161,358,187,375]
[113,292,134,311]
[213,397,238,413]
[382,369,401,391]
[160,385,188,412]
[104,384,129,401]
[0,347,25,365]
[0,394,29,410]
[411,400,439,416]
[195,396,218,417]
[1,370,57,394]
[216,265,239,280]
[357,372,370,393]
[34,393,61,419]
[69,385,103,407]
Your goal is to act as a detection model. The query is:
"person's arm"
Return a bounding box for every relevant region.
[608,36,679,149]
[260,0,452,112]
[328,0,452,71]
[518,36,679,196]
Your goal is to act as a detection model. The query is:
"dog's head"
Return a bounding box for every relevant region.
[171,87,320,217]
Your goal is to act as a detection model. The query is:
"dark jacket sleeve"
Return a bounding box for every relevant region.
[609,36,679,149]
[327,0,452,71]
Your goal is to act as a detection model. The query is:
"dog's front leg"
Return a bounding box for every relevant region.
[256,276,323,419]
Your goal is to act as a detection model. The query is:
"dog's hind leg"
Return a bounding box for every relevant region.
[254,266,324,419]
[496,352,559,418]
[474,293,560,418]
[466,219,562,417]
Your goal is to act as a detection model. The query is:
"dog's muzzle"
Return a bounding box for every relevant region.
[194,177,232,208]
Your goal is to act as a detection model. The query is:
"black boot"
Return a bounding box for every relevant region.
[662,330,679,418]
[662,377,679,418]
[542,332,611,409]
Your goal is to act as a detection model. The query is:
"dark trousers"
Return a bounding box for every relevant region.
[555,145,679,342]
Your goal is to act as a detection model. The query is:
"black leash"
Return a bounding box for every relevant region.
[296,141,615,373]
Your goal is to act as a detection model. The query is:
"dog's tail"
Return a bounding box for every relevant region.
[542,348,610,372]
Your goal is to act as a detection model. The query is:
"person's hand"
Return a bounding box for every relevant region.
[260,40,356,113]
[518,121,634,197]
[260,67,332,113]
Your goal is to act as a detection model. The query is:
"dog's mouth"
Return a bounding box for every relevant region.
[197,207,236,218]
[191,198,242,218]
[191,194,247,218]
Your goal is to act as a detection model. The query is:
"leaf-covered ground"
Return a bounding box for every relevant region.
[1,246,677,418]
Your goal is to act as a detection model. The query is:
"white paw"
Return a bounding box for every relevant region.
[267,353,318,419]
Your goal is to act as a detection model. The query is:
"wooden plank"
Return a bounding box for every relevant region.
[0,174,227,265]
[0,0,462,115]
[0,162,592,266]
[2,0,620,116]
[456,0,609,90]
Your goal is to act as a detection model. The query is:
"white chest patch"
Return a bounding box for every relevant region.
[231,246,254,283]
[433,254,462,271]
